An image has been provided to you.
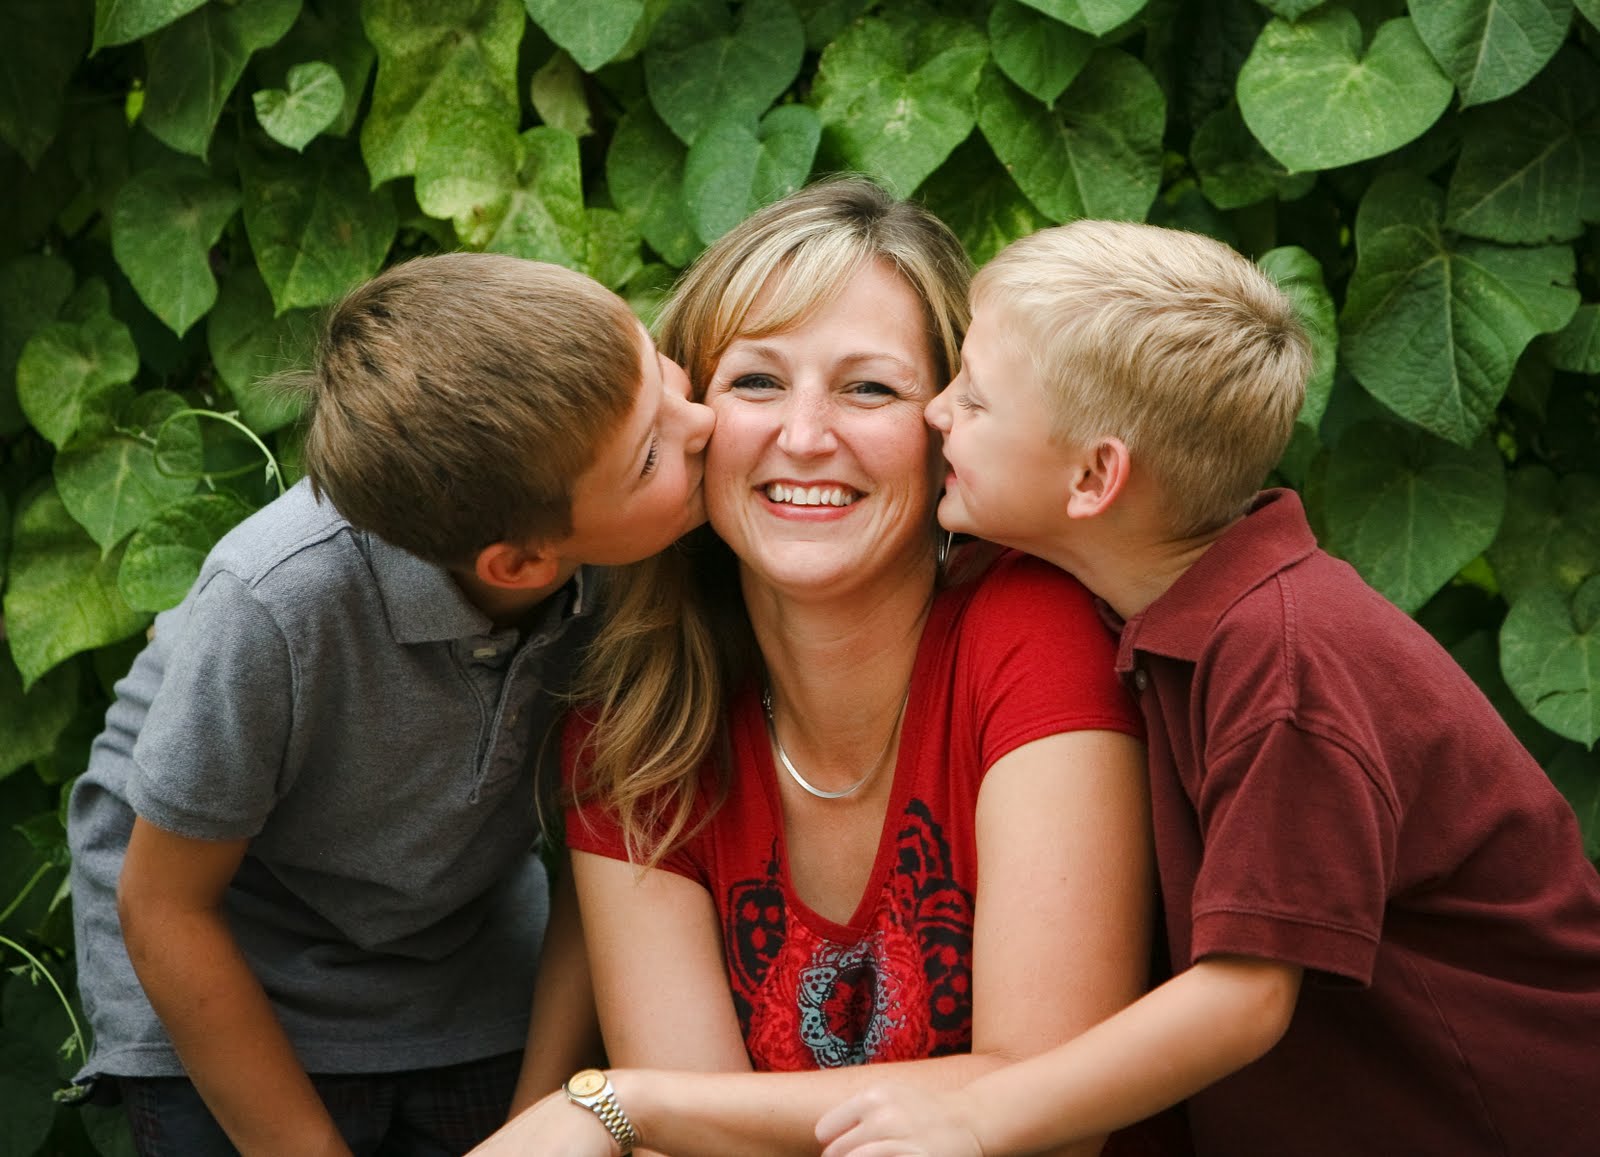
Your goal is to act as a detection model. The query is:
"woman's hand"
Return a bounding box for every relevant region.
[468,1088,620,1157]
[815,1084,984,1157]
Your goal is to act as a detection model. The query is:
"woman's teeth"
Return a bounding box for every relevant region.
[764,483,857,507]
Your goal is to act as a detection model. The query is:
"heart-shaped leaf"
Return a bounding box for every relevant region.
[207,267,314,435]
[1321,421,1506,614]
[255,0,375,138]
[92,0,207,50]
[1487,466,1600,605]
[531,52,594,138]
[360,0,524,185]
[1445,49,1600,246]
[3,484,148,688]
[16,314,139,449]
[0,654,78,780]
[1501,575,1600,746]
[111,164,240,338]
[1015,0,1148,36]
[989,0,1093,106]
[683,106,820,245]
[1340,173,1578,446]
[812,5,987,194]
[253,61,345,152]
[242,140,397,314]
[524,0,644,72]
[0,0,89,169]
[119,492,254,612]
[55,390,201,552]
[140,0,302,159]
[0,254,75,437]
[1544,304,1600,374]
[977,52,1165,223]
[1237,11,1453,172]
[1259,246,1336,431]
[920,135,1053,267]
[607,107,699,268]
[645,0,804,146]
[1411,0,1569,109]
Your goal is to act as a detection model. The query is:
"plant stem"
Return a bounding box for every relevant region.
[0,934,87,1063]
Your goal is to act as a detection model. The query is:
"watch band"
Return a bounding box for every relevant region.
[564,1068,639,1155]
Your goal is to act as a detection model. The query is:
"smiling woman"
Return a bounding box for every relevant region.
[467,179,1163,1157]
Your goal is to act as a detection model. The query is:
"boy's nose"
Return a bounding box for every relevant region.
[925,389,951,431]
[685,397,714,453]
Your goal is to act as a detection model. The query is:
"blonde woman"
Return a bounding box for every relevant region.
[475,180,1160,1156]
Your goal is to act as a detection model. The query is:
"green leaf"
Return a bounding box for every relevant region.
[1581,0,1600,25]
[793,0,871,48]
[525,0,644,72]
[16,314,139,449]
[0,655,79,780]
[989,0,1093,107]
[583,207,645,292]
[1449,629,1567,764]
[3,485,148,688]
[1544,304,1600,374]
[1411,0,1569,108]
[55,390,201,551]
[1259,246,1336,430]
[1322,422,1506,614]
[92,0,206,50]
[0,254,75,438]
[254,61,345,152]
[242,140,397,314]
[919,134,1053,267]
[207,266,313,434]
[1487,466,1600,604]
[360,0,525,186]
[812,6,987,195]
[256,0,376,138]
[1237,11,1453,172]
[1545,744,1600,859]
[1500,575,1600,746]
[1339,173,1579,446]
[1015,0,1148,36]
[683,105,820,245]
[415,112,586,265]
[606,106,699,267]
[1257,0,1325,16]
[1191,101,1315,211]
[0,0,91,169]
[531,52,594,138]
[977,52,1166,224]
[645,0,804,147]
[110,164,240,338]
[0,1035,58,1157]
[119,492,253,612]
[140,0,303,159]
[1445,49,1600,246]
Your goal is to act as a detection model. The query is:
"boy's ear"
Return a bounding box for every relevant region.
[1065,436,1131,519]
[472,539,563,592]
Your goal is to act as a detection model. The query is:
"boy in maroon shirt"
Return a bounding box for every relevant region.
[816,221,1600,1157]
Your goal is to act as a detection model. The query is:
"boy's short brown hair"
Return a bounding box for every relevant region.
[300,254,641,567]
[976,221,1311,537]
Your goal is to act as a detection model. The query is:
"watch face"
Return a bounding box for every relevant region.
[568,1069,608,1098]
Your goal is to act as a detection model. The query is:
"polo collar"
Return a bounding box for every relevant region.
[1115,489,1317,670]
[362,530,593,645]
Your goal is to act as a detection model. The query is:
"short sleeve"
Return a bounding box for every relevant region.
[128,570,293,841]
[958,553,1144,772]
[1189,718,1396,985]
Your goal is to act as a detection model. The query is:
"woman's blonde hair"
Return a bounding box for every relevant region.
[570,177,972,867]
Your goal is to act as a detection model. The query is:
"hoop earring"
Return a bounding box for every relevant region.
[936,528,953,568]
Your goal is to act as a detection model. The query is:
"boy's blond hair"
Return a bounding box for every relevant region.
[300,253,641,567]
[975,221,1311,537]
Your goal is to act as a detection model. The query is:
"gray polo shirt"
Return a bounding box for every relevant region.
[68,480,596,1077]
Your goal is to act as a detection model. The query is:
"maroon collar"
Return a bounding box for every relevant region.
[1114,489,1318,672]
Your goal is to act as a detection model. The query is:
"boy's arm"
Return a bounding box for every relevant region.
[816,954,1302,1157]
[118,817,352,1157]
[507,854,605,1115]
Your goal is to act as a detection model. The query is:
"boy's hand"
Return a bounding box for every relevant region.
[816,1085,984,1157]
[469,1089,622,1157]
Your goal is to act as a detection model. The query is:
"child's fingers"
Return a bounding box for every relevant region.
[816,1088,929,1157]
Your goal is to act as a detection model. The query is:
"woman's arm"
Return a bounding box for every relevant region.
[475,728,1153,1157]
[119,817,352,1157]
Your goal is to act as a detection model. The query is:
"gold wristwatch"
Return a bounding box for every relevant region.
[563,1068,639,1155]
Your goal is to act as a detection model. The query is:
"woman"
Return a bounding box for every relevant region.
[476,180,1154,1155]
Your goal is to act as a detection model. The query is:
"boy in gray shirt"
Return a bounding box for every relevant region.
[68,253,714,1156]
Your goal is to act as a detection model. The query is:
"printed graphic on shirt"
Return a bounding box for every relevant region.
[726,798,975,1070]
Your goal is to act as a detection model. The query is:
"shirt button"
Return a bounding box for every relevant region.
[1132,668,1149,691]
[472,646,498,659]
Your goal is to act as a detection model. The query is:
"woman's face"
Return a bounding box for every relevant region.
[703,258,943,598]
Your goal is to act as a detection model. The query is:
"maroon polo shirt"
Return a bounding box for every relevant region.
[1115,489,1600,1157]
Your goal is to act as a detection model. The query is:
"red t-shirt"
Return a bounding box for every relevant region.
[1118,489,1600,1157]
[566,550,1142,1070]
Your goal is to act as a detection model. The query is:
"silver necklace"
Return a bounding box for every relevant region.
[761,684,910,800]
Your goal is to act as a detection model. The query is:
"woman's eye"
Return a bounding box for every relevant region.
[850,380,897,398]
[731,372,780,391]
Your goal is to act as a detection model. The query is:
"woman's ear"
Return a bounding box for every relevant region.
[1065,436,1130,520]
[473,539,563,592]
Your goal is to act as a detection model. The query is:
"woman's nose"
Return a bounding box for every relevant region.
[776,393,837,456]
